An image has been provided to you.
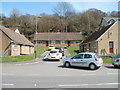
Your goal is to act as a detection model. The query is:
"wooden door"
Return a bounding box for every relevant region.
[109,41,114,53]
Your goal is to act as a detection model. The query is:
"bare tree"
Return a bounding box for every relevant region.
[53,2,75,18]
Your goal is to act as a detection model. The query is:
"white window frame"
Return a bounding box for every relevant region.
[13,44,19,51]
[51,40,56,44]
[74,41,80,44]
[60,41,65,44]
[37,41,43,44]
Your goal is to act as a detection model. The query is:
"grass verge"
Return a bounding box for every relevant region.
[67,46,79,56]
[103,59,112,64]
[0,46,48,63]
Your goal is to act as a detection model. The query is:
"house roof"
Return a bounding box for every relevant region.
[0,25,34,46]
[100,17,119,27]
[103,17,119,22]
[9,28,17,31]
[33,32,83,41]
[81,24,112,44]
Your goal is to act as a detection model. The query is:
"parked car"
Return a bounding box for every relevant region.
[112,54,120,67]
[46,49,62,60]
[48,46,55,51]
[55,47,64,56]
[63,52,103,70]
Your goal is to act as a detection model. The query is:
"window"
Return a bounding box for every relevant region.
[37,41,43,44]
[51,41,56,44]
[60,41,65,44]
[74,41,80,44]
[84,54,92,59]
[73,54,83,59]
[13,44,19,51]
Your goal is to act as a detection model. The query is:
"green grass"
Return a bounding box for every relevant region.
[67,46,79,56]
[103,59,112,64]
[0,46,48,63]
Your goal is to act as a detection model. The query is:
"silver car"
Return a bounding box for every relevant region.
[112,54,120,67]
[63,52,103,70]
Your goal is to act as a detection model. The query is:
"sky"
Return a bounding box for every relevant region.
[1,1,119,17]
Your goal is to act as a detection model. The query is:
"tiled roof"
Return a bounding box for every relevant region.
[9,28,17,31]
[81,25,112,44]
[33,32,83,41]
[0,25,34,46]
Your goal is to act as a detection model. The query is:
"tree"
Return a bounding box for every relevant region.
[53,2,75,18]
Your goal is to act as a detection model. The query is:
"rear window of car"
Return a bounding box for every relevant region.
[55,47,61,50]
[84,54,92,59]
[115,54,120,58]
[49,46,54,47]
[50,51,57,53]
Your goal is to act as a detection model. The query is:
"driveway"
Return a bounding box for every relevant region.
[1,49,119,88]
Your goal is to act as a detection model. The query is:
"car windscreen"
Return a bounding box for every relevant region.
[50,51,57,53]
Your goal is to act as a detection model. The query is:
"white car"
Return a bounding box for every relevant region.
[112,54,120,67]
[63,52,103,70]
[46,49,62,60]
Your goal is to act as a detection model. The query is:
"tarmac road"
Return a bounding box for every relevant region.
[1,49,119,88]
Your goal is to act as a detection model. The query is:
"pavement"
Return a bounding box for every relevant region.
[1,49,119,88]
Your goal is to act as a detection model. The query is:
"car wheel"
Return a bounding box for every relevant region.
[64,62,71,68]
[89,63,96,70]
[113,65,118,68]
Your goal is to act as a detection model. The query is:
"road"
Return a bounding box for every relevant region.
[1,49,119,88]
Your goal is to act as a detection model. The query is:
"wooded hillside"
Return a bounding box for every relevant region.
[0,2,119,41]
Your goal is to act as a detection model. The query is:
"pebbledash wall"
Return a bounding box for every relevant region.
[0,25,34,56]
[11,44,34,56]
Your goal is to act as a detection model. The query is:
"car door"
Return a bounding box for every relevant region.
[82,54,93,67]
[71,54,84,66]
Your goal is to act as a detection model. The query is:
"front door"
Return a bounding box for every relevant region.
[68,41,70,46]
[71,54,84,66]
[109,41,114,53]
[46,41,49,46]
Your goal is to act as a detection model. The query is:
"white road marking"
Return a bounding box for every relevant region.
[2,73,14,76]
[2,84,14,86]
[82,74,96,76]
[34,84,37,87]
[15,61,41,66]
[43,62,60,64]
[59,84,88,87]
[59,83,119,87]
[107,73,117,75]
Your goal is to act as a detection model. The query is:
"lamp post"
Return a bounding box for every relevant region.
[35,15,41,58]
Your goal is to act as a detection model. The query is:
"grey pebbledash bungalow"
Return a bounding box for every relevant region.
[0,25,34,56]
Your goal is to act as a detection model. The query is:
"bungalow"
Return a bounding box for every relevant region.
[80,17,120,55]
[33,32,83,46]
[0,25,34,56]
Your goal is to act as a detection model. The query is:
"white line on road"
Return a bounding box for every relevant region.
[34,84,37,87]
[59,84,89,87]
[59,83,120,87]
[107,73,117,75]
[2,73,14,76]
[15,61,41,66]
[43,62,60,64]
[2,84,14,86]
